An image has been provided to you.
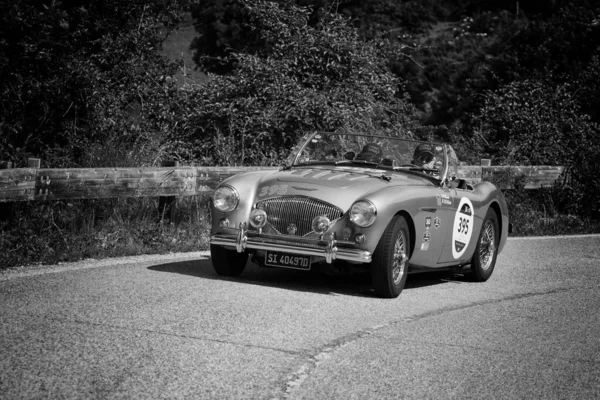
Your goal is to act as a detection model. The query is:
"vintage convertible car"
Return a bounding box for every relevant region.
[209,132,509,298]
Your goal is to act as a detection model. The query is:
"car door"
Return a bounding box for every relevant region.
[408,186,457,268]
[437,185,480,265]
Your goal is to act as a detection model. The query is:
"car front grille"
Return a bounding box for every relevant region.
[255,196,343,237]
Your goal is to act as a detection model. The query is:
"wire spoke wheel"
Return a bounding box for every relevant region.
[371,215,410,298]
[470,209,499,282]
[392,233,407,285]
[479,220,496,271]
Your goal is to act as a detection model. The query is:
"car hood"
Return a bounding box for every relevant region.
[253,166,432,209]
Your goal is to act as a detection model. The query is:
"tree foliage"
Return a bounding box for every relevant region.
[0,0,189,167]
[1,0,599,220]
[467,80,599,165]
[175,0,424,166]
[467,79,600,218]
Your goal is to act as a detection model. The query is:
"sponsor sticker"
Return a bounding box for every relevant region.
[436,193,452,206]
[452,197,474,259]
[423,231,431,243]
[433,216,441,229]
[421,242,430,251]
[425,217,432,230]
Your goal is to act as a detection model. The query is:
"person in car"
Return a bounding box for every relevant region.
[355,143,383,163]
[413,144,442,177]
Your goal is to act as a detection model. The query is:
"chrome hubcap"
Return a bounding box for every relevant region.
[392,232,407,285]
[479,220,496,270]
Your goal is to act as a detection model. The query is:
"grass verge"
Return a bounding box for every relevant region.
[0,196,211,269]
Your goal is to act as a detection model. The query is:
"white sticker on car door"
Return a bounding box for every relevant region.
[452,197,474,259]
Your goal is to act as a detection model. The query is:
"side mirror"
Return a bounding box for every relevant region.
[344,151,355,160]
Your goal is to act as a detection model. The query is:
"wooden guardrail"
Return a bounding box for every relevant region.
[0,164,564,203]
[459,165,565,189]
[0,166,277,202]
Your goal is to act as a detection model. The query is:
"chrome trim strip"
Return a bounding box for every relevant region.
[219,228,355,246]
[210,235,372,264]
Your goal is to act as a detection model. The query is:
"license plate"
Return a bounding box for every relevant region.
[265,251,311,270]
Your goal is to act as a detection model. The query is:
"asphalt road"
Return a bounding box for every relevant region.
[1,235,599,399]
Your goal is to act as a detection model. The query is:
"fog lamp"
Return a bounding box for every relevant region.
[219,218,230,228]
[249,209,267,229]
[355,234,366,244]
[312,216,331,234]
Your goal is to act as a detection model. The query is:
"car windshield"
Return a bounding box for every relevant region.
[289,132,448,179]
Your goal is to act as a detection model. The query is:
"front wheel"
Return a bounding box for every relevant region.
[371,215,411,298]
[210,244,248,276]
[469,209,499,282]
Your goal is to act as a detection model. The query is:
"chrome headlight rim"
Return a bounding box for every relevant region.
[213,185,240,212]
[349,200,377,227]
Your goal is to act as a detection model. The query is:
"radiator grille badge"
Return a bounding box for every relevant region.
[287,223,298,235]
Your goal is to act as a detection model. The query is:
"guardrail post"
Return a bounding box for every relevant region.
[158,161,178,224]
[0,160,14,221]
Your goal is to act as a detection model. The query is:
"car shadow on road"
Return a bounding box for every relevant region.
[148,258,466,298]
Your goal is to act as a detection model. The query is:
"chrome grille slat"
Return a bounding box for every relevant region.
[257,196,343,237]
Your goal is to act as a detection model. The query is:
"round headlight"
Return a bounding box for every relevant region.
[249,209,267,228]
[312,216,331,234]
[213,186,239,212]
[350,200,377,227]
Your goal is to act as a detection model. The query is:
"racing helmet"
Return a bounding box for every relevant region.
[413,143,435,165]
[357,143,383,163]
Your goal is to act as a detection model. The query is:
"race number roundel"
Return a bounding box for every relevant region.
[452,197,474,259]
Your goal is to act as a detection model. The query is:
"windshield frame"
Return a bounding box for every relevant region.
[289,131,450,184]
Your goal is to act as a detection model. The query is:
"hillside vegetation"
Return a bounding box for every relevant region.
[1,0,599,268]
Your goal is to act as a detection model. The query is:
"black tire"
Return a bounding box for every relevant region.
[210,244,248,276]
[371,215,411,298]
[470,208,499,282]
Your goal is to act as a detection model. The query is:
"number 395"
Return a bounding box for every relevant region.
[457,217,469,234]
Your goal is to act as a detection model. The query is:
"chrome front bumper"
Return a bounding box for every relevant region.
[210,223,372,264]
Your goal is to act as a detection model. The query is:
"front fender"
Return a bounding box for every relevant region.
[471,181,509,255]
[211,170,273,233]
[352,185,433,254]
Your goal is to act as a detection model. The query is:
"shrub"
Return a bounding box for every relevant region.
[0,197,211,268]
[174,0,424,166]
[0,0,190,168]
[467,79,600,219]
[466,80,599,166]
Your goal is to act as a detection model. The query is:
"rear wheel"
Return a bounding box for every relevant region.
[210,244,248,276]
[470,209,499,282]
[371,215,410,298]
